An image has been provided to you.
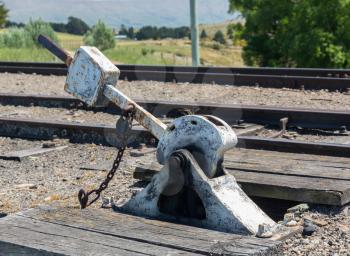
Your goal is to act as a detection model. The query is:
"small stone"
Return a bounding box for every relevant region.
[284,213,295,222]
[340,206,349,216]
[312,239,320,245]
[101,197,114,209]
[304,216,327,227]
[286,220,298,227]
[15,183,37,189]
[302,238,310,245]
[44,194,60,202]
[256,223,273,238]
[303,220,318,236]
[287,203,309,214]
[42,142,56,148]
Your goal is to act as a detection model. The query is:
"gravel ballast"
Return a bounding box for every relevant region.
[0,73,349,110]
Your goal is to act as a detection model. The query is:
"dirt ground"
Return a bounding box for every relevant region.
[0,73,349,110]
[0,137,148,214]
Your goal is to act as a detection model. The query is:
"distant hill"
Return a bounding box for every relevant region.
[2,0,237,28]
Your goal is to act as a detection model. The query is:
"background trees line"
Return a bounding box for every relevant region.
[229,0,350,68]
[4,0,348,68]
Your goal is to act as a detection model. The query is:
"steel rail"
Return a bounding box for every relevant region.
[0,117,349,158]
[1,61,350,77]
[0,62,349,91]
[0,93,349,130]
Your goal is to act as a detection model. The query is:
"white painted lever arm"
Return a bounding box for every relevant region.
[103,84,167,140]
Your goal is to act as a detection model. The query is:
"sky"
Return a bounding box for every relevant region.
[2,0,237,27]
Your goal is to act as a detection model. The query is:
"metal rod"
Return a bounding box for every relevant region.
[103,84,167,140]
[37,35,73,66]
[190,0,200,66]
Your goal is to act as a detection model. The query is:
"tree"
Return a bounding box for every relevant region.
[226,24,234,40]
[127,27,135,39]
[50,22,67,33]
[136,26,158,40]
[66,16,89,35]
[5,21,25,28]
[119,24,128,35]
[213,30,226,44]
[200,29,208,39]
[229,0,350,68]
[0,2,8,28]
[83,20,115,51]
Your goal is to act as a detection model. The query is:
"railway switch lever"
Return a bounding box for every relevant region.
[38,35,278,236]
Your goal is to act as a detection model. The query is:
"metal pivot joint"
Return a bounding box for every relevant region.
[119,149,276,235]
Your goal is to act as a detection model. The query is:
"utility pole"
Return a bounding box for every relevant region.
[190,0,200,66]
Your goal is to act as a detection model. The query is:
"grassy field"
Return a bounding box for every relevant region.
[0,30,243,66]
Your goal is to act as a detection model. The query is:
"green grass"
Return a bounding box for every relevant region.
[0,47,58,62]
[0,28,244,66]
[105,39,243,66]
[104,40,193,65]
[56,32,83,51]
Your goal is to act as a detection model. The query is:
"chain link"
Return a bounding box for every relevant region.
[78,107,135,209]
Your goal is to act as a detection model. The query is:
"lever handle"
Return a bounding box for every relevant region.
[38,34,73,66]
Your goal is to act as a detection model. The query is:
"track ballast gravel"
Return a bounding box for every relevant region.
[0,73,349,110]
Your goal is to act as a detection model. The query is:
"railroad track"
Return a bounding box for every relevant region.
[1,116,350,158]
[1,61,350,91]
[1,93,349,130]
[0,93,350,158]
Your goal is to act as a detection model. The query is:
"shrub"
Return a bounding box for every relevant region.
[200,29,208,39]
[213,30,226,44]
[83,20,115,51]
[25,19,59,47]
[141,48,149,56]
[0,27,29,48]
[212,43,221,50]
[0,19,59,48]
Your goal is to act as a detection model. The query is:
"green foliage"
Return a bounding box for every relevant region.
[229,0,350,68]
[118,24,135,39]
[200,29,208,39]
[213,30,226,44]
[128,27,135,39]
[83,20,115,51]
[0,27,29,48]
[0,19,58,48]
[0,2,8,27]
[5,21,25,28]
[212,43,221,50]
[25,19,59,47]
[50,17,89,35]
[227,23,244,45]
[135,26,190,40]
[50,22,67,33]
[66,16,90,35]
[0,47,57,62]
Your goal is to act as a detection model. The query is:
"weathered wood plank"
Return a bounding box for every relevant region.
[134,148,350,206]
[0,146,67,161]
[230,171,350,205]
[0,206,281,256]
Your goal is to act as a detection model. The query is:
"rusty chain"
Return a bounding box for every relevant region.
[78,107,135,209]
